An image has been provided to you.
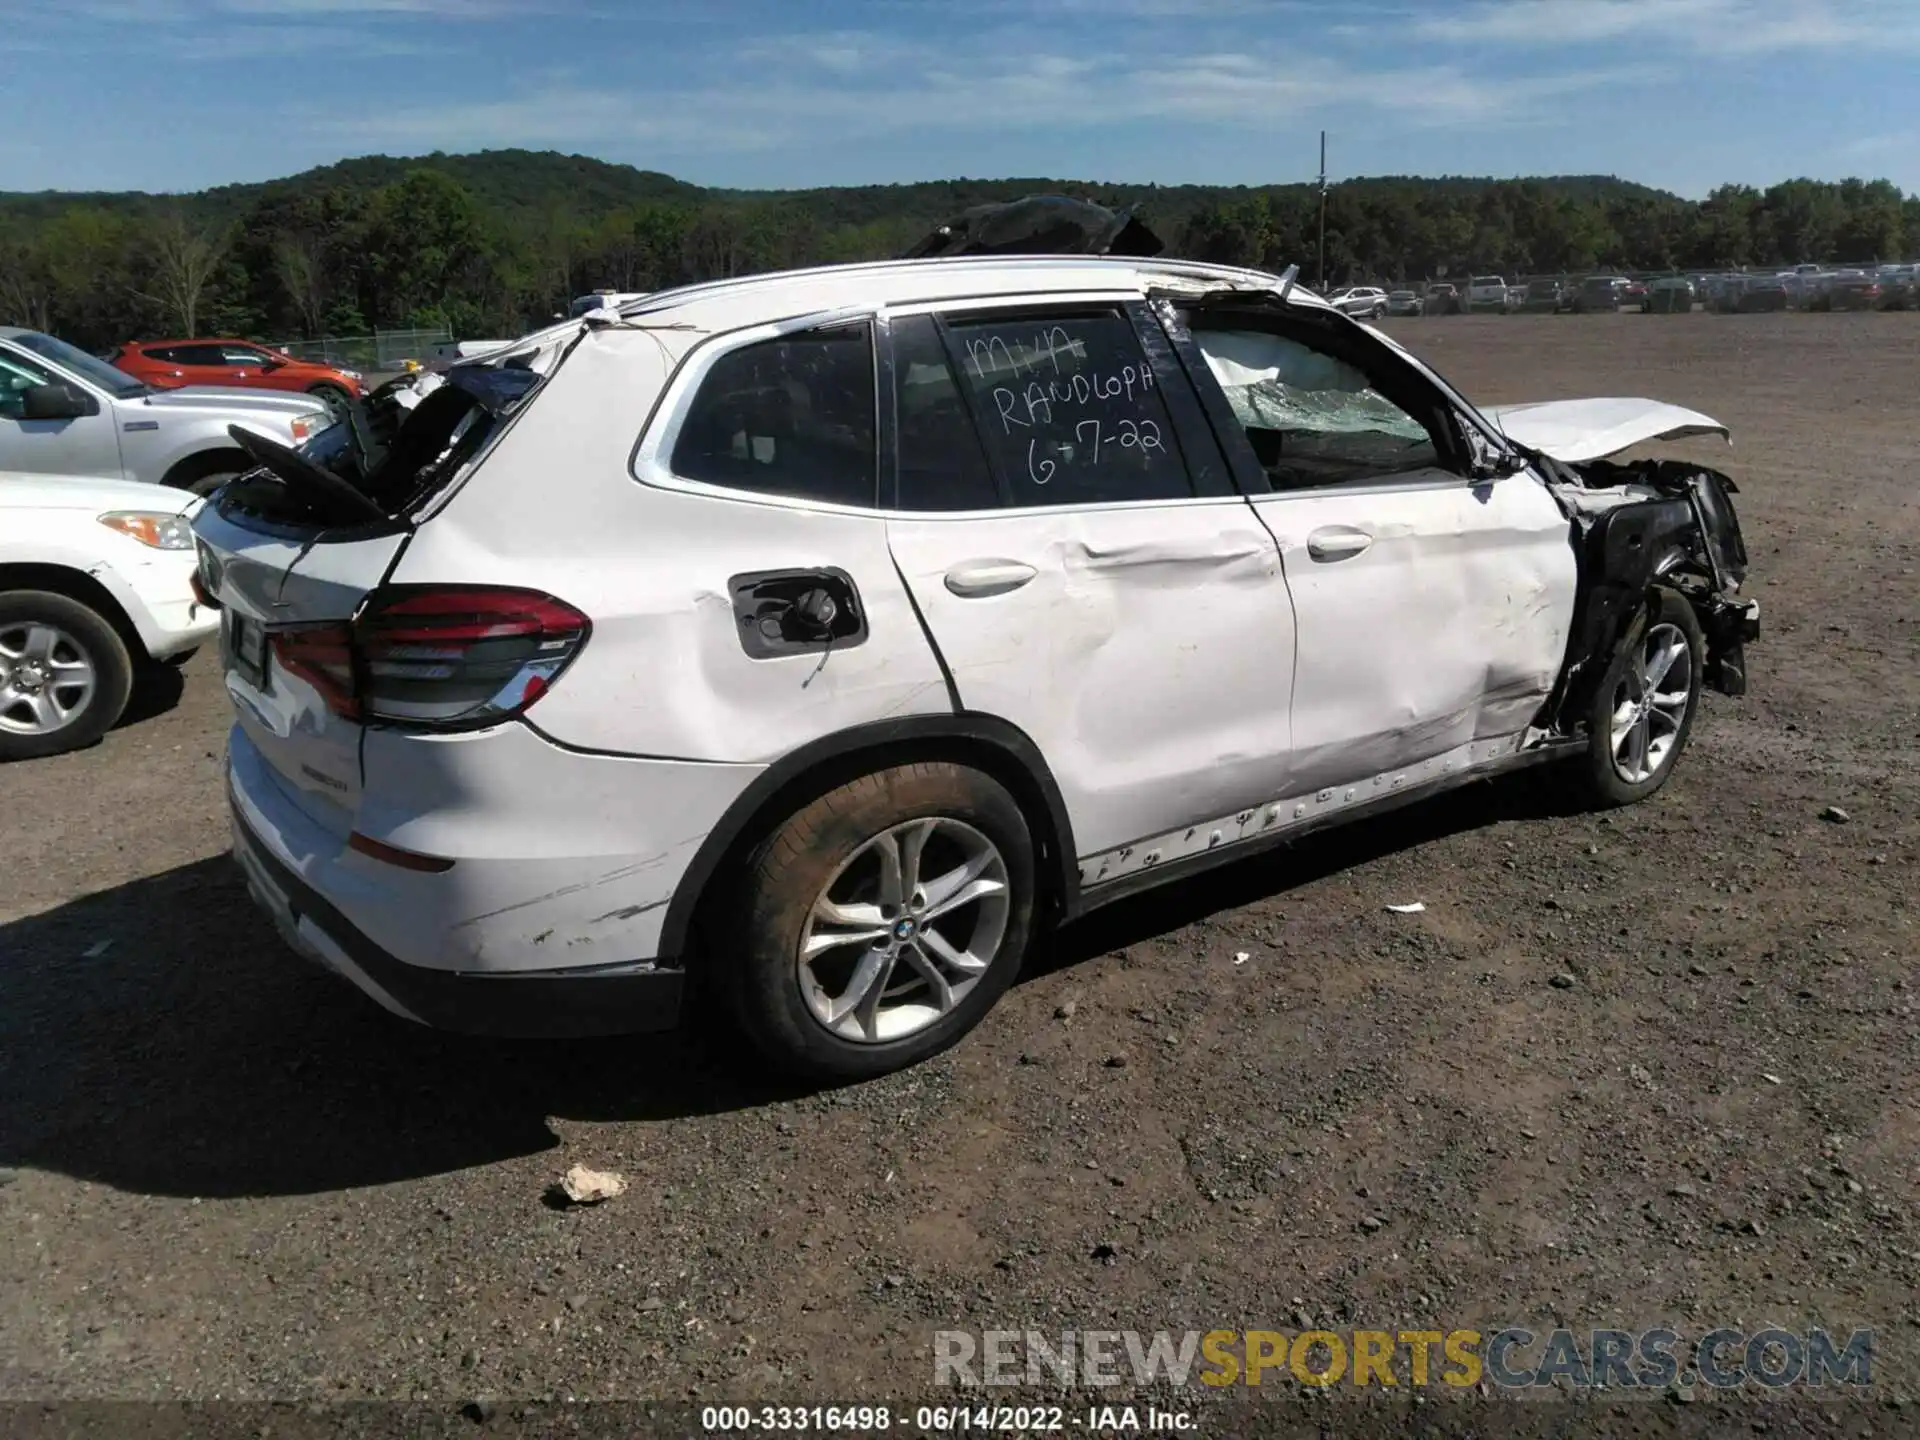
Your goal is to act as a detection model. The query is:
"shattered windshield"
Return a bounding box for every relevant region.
[1190,328,1438,489]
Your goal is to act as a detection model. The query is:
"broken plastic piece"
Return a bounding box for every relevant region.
[1385,901,1426,914]
[557,1165,627,1205]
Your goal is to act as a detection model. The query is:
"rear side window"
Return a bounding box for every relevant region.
[941,309,1196,508]
[671,323,877,508]
[892,314,999,512]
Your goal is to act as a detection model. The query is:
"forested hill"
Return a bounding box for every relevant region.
[1,148,1911,348]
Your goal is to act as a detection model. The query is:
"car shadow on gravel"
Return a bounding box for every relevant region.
[116,660,188,730]
[0,768,1588,1200]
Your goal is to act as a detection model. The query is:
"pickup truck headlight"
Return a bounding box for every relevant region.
[99,511,195,550]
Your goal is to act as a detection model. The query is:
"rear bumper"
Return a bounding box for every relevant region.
[230,780,685,1037]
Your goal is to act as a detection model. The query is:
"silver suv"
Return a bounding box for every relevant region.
[0,328,327,494]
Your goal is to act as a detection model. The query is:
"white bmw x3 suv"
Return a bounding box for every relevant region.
[192,245,1758,1079]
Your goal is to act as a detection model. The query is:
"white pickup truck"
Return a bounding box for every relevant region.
[1467,276,1512,313]
[0,327,327,494]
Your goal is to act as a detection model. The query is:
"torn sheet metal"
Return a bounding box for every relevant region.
[1482,398,1730,463]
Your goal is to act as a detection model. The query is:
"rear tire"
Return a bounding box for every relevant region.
[1580,588,1705,807]
[719,762,1037,1080]
[0,590,135,761]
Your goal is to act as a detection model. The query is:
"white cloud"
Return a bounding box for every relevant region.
[1430,0,1920,52]
[317,31,1665,160]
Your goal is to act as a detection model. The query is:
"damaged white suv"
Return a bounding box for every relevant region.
[193,235,1758,1079]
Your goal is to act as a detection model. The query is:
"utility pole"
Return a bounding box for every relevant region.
[1317,130,1328,292]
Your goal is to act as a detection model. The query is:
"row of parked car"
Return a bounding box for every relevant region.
[1329,262,1920,318]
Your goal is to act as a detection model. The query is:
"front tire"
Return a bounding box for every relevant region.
[307,382,351,413]
[1580,588,1705,807]
[0,591,134,761]
[719,762,1037,1080]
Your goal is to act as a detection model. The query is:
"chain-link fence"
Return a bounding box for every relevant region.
[269,327,452,373]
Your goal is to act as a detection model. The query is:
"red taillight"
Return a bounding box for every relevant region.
[270,586,589,730]
[272,622,359,719]
[348,831,456,872]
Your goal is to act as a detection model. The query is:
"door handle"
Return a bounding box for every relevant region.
[944,560,1037,598]
[1306,526,1373,562]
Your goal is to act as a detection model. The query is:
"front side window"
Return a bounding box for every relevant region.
[1188,326,1439,490]
[0,347,56,419]
[670,323,877,508]
[940,308,1196,507]
[222,346,274,365]
[9,330,147,398]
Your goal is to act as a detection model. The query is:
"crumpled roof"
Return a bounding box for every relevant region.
[901,195,1164,260]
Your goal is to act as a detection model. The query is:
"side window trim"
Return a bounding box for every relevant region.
[630,305,884,515]
[1146,294,1272,497]
[1122,298,1235,500]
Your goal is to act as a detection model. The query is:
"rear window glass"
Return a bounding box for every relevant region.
[671,324,877,508]
[892,314,999,512]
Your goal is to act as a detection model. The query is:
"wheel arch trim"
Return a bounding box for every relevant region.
[655,713,1079,964]
[0,560,149,657]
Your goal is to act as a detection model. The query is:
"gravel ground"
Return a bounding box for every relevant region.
[2,313,1916,1431]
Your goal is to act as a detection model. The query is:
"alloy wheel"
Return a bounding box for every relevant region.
[1609,621,1692,785]
[0,620,97,736]
[796,816,1010,1044]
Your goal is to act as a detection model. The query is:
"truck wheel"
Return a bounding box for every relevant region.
[307,382,352,413]
[163,450,249,497]
[1580,589,1705,807]
[0,591,134,761]
[719,762,1037,1080]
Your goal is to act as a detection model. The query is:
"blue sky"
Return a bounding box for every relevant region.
[1,0,1914,197]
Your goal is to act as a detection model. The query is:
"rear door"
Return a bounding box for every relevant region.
[882,298,1296,865]
[1173,303,1578,796]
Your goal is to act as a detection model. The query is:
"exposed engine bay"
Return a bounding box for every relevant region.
[1533,446,1760,736]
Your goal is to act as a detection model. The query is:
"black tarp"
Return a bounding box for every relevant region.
[900,196,1164,260]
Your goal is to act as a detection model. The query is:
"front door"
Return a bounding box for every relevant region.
[881,300,1296,868]
[1174,309,1580,796]
[0,343,121,478]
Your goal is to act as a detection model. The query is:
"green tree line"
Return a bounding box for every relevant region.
[2,149,1915,350]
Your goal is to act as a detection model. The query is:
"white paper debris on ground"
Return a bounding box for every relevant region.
[1761,1073,1783,1086]
[82,939,113,958]
[1385,902,1427,914]
[1233,951,1250,965]
[558,1165,627,1205]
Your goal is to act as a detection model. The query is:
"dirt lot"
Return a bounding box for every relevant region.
[3,313,1916,1429]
